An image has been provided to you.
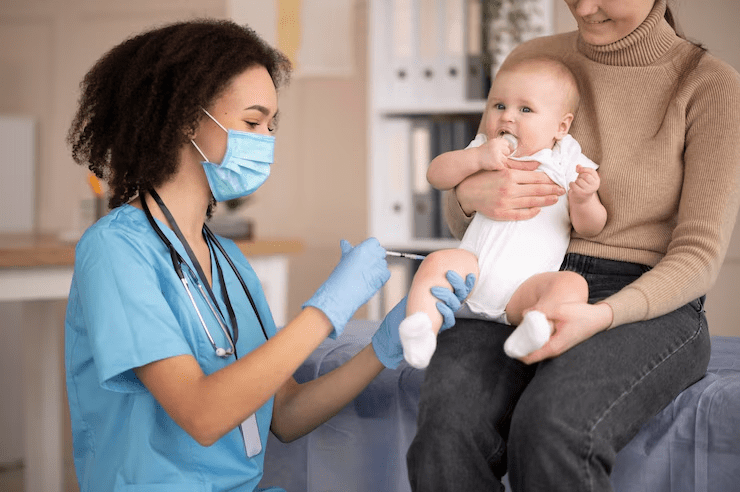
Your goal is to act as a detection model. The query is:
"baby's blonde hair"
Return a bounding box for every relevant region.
[497,55,580,116]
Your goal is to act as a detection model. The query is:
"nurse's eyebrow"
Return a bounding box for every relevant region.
[246,105,277,119]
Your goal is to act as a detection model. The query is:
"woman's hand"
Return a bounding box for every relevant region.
[519,302,613,365]
[456,168,565,221]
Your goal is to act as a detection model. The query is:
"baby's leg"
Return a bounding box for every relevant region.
[400,249,479,368]
[503,271,588,358]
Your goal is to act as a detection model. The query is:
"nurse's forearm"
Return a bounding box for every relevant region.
[135,307,334,447]
[270,343,384,442]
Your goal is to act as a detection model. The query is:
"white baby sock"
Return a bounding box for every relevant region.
[399,312,437,369]
[504,310,552,359]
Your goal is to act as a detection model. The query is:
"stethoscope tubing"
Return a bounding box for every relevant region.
[140,190,268,358]
[180,276,226,352]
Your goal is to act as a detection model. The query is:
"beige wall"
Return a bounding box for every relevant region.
[0,0,369,321]
[673,0,740,338]
[1,0,739,333]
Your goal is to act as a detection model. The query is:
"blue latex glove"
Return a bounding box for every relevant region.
[430,270,476,329]
[372,270,476,369]
[303,238,390,338]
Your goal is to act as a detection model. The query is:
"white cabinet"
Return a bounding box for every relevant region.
[366,0,486,318]
[367,0,486,253]
[365,0,553,318]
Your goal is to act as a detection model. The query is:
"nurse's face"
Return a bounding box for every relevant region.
[193,65,279,164]
[564,0,655,45]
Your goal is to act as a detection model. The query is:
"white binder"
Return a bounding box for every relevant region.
[416,0,438,104]
[0,116,35,233]
[389,0,417,104]
[372,117,412,244]
[438,0,466,103]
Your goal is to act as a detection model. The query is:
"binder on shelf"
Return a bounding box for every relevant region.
[432,118,455,239]
[389,0,417,104]
[416,0,438,104]
[437,0,466,104]
[411,119,435,239]
[0,116,35,233]
[465,0,486,100]
[374,117,413,244]
[377,0,488,107]
[369,0,492,259]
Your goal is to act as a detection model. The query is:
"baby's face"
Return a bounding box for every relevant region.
[483,67,571,157]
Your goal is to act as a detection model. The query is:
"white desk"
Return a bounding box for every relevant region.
[0,234,302,492]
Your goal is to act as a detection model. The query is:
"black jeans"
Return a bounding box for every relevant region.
[406,254,711,491]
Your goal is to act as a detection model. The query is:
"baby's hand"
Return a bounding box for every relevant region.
[477,137,515,171]
[569,165,600,201]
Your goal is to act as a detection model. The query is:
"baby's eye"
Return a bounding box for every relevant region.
[494,103,505,110]
[520,107,532,113]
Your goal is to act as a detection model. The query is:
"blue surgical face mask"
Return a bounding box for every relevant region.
[191,108,275,202]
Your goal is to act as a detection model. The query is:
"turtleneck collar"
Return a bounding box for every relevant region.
[577,0,678,67]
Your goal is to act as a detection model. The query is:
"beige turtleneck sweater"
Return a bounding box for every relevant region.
[446,0,740,328]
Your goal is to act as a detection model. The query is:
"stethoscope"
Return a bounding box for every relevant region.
[141,189,268,358]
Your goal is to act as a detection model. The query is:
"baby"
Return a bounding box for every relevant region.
[399,56,607,368]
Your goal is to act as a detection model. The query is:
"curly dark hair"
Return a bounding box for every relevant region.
[68,19,292,210]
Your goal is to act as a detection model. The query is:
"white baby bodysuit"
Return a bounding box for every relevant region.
[456,133,598,324]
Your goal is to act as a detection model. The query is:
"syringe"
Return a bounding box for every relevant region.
[386,251,427,261]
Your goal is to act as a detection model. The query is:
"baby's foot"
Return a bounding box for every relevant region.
[399,312,436,369]
[504,310,552,358]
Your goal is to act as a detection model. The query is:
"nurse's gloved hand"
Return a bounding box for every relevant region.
[372,271,476,369]
[303,238,390,338]
[430,270,476,329]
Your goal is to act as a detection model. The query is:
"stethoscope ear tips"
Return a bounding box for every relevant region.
[216,347,227,357]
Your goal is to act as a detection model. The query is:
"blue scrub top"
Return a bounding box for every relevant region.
[65,204,285,492]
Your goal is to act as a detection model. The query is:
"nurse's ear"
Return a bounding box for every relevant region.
[183,106,213,141]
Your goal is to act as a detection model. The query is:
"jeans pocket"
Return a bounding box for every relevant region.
[585,273,643,304]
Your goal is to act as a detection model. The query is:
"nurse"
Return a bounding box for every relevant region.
[65,20,471,491]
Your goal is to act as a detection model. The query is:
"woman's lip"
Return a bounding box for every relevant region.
[583,18,609,24]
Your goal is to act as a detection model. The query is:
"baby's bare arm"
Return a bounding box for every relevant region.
[427,138,513,190]
[569,166,607,237]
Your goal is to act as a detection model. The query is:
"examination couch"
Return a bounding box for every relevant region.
[259,320,740,492]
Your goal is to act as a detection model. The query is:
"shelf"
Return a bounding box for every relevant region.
[376,100,487,117]
[0,234,303,268]
[382,239,461,253]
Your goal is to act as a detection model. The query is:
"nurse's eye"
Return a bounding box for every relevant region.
[268,117,279,134]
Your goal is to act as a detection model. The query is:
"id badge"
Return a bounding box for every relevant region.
[240,413,262,457]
